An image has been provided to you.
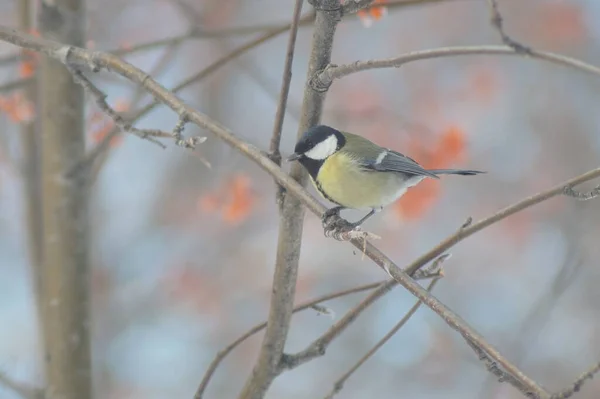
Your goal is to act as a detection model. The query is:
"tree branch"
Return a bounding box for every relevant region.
[552,362,600,399]
[312,46,600,91]
[77,14,310,179]
[324,278,440,399]
[269,0,304,209]
[194,280,385,398]
[487,0,530,53]
[238,1,341,397]
[281,253,448,372]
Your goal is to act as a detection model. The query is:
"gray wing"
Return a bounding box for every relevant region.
[362,150,439,179]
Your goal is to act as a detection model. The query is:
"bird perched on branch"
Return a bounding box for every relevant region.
[287,125,484,237]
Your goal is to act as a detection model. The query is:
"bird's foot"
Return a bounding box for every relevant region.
[321,206,343,228]
[323,216,361,241]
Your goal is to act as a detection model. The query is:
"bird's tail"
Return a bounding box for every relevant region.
[428,169,485,176]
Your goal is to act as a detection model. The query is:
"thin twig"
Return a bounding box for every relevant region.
[269,0,304,208]
[487,0,531,53]
[0,0,469,70]
[314,46,600,91]
[324,278,440,399]
[89,39,185,183]
[281,253,448,372]
[552,362,600,399]
[403,171,600,277]
[77,14,314,178]
[194,280,386,398]
[67,66,171,148]
[478,248,583,398]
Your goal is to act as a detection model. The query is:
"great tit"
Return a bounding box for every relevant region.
[287,125,484,233]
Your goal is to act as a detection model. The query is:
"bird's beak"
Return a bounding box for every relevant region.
[286,153,300,162]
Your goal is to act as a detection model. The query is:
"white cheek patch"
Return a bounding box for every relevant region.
[305,135,338,160]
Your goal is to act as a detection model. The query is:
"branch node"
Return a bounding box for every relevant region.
[54,45,71,64]
[412,253,449,280]
[308,67,335,93]
[563,184,600,201]
[310,304,336,319]
[488,0,532,55]
[461,216,473,229]
[171,114,206,149]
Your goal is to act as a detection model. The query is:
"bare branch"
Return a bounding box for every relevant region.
[269,0,304,208]
[280,280,397,372]
[88,39,187,182]
[552,362,600,399]
[0,0,468,69]
[470,341,599,398]
[194,280,385,398]
[324,278,440,399]
[238,0,342,397]
[487,0,530,53]
[68,66,170,148]
[281,253,445,371]
[403,171,600,277]
[77,16,307,178]
[313,46,600,91]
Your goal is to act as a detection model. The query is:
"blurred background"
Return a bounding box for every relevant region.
[1,0,600,398]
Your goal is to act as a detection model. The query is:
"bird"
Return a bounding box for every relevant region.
[286,124,484,235]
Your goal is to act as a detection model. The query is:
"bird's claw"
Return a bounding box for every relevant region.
[321,207,341,228]
[323,216,361,241]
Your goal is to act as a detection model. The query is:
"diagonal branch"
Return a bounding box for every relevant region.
[465,337,538,395]
[195,280,385,398]
[77,14,312,179]
[281,253,448,372]
[324,277,440,399]
[487,0,530,53]
[551,362,600,399]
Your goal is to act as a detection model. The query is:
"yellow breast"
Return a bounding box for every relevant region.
[314,152,407,210]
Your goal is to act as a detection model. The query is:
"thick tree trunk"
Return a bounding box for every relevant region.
[38,0,92,398]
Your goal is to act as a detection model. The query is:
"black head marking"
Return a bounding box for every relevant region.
[293,125,346,156]
[291,125,347,179]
